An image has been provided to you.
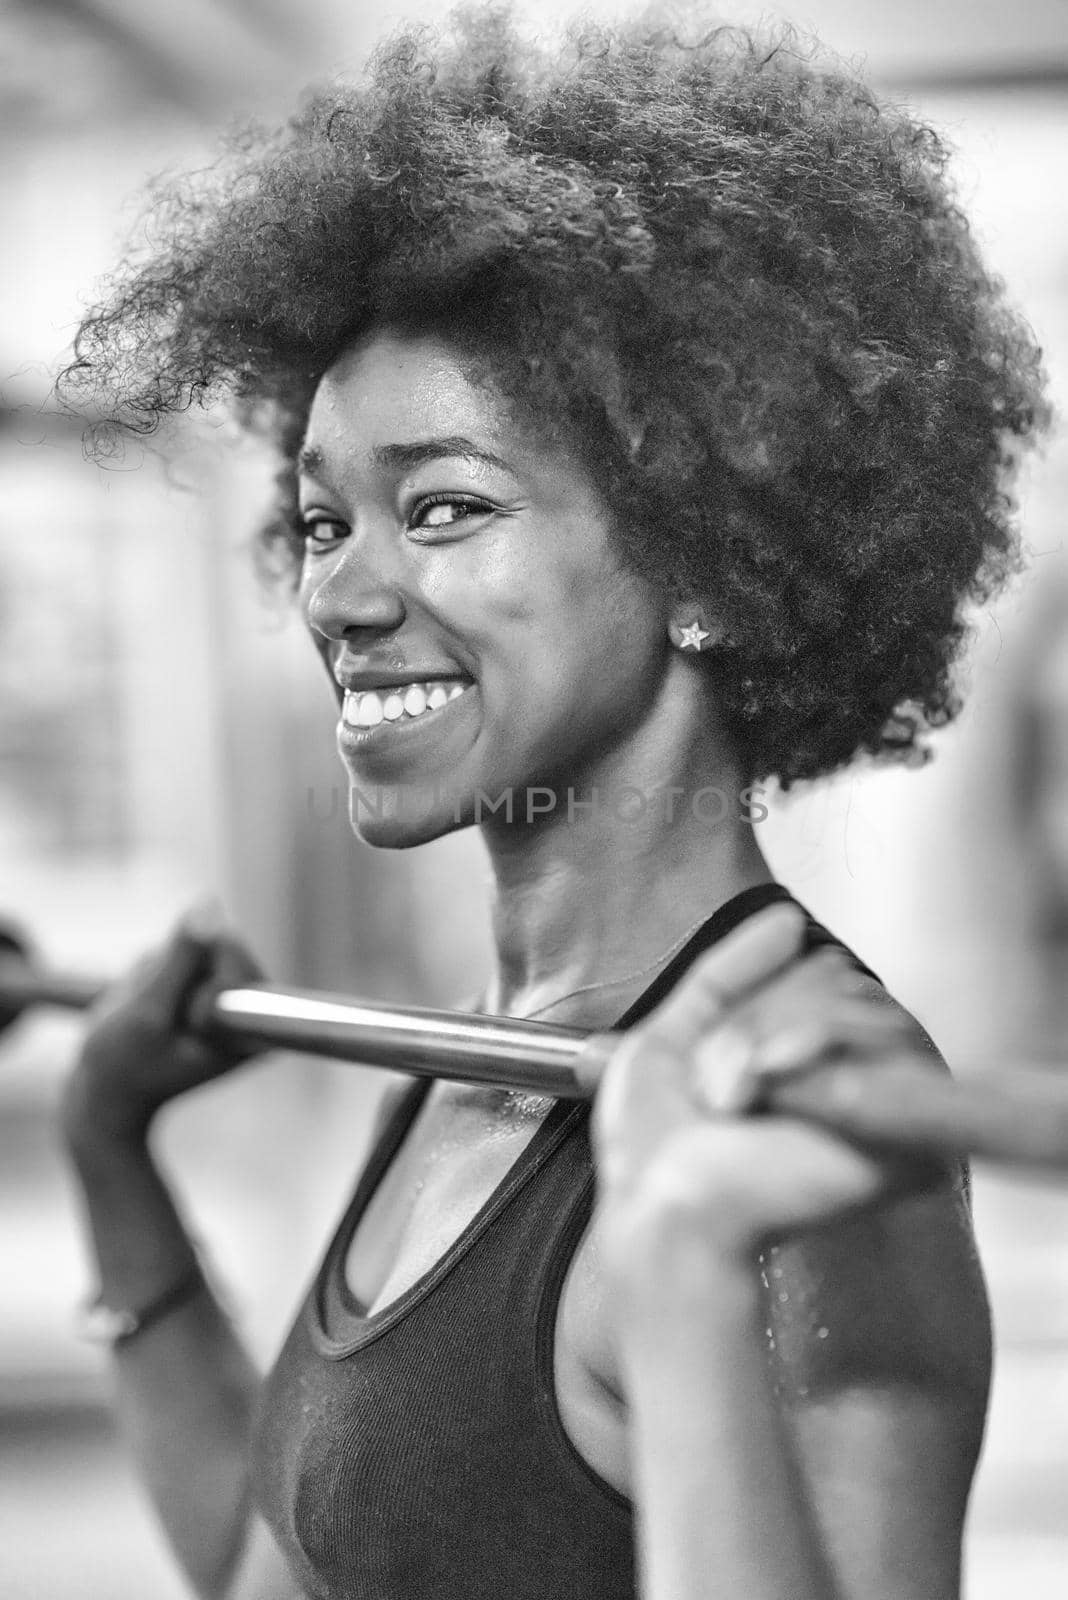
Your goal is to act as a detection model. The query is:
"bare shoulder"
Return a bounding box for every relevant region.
[763,981,992,1589]
[764,1175,990,1407]
[769,971,988,1388]
[761,1167,991,1596]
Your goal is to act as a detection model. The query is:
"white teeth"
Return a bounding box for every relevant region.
[343,680,469,730]
[355,691,383,727]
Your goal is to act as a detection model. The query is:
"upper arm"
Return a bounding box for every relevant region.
[763,1157,991,1598]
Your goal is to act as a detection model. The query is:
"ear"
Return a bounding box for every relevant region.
[667,607,723,653]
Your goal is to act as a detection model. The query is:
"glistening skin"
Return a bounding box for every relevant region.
[298,328,762,873]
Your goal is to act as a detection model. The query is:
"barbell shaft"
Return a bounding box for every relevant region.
[0,956,601,1094]
[4,956,1068,1174]
[205,984,601,1097]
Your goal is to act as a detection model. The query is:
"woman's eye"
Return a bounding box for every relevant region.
[409,495,492,534]
[301,517,347,547]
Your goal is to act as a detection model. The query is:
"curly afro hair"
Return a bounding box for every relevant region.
[62,1,1050,786]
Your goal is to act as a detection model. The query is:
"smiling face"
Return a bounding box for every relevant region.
[298,328,673,846]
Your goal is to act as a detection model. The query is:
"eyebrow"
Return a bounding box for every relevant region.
[297,436,514,480]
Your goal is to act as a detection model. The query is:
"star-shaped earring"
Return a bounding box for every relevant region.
[678,620,711,651]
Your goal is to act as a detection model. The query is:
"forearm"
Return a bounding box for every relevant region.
[66,1123,263,1600]
[619,1238,840,1600]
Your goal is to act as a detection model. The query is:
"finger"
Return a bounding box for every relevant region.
[642,902,808,1052]
[608,1120,925,1265]
[593,906,809,1183]
[205,935,266,989]
[82,936,207,1031]
[182,936,267,1045]
[690,1022,763,1114]
[751,996,912,1068]
[134,931,214,1020]
[749,1008,914,1077]
[179,896,230,942]
[692,1001,917,1115]
[724,944,862,1010]
[131,899,232,1021]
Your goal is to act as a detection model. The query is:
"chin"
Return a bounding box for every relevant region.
[346,786,474,850]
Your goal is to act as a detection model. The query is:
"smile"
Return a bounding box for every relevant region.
[342,679,469,729]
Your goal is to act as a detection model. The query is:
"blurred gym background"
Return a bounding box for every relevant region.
[1,1,1067,1595]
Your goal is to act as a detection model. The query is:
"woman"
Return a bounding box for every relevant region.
[59,8,1047,1599]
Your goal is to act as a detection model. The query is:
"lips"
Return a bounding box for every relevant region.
[335,678,478,777]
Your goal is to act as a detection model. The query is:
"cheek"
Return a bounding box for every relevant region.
[487,571,657,719]
[439,539,544,623]
[545,558,659,675]
[414,548,545,671]
[471,533,624,635]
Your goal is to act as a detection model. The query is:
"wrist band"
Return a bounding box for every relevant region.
[79,1260,205,1348]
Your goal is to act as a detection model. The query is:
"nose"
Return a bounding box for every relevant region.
[302,532,407,646]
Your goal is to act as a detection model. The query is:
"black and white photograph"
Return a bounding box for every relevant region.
[2,2,1068,1597]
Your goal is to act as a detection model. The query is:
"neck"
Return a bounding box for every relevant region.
[477,689,773,1017]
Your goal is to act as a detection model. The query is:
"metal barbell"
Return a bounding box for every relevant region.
[3,937,1068,1175]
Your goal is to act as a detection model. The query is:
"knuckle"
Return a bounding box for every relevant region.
[591,1039,649,1140]
[599,1028,648,1083]
[692,1024,759,1111]
[590,1072,626,1148]
[631,1162,707,1242]
[670,952,730,1008]
[800,949,853,992]
[638,1128,750,1219]
[626,1020,686,1065]
[689,941,729,980]
[750,1019,831,1072]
